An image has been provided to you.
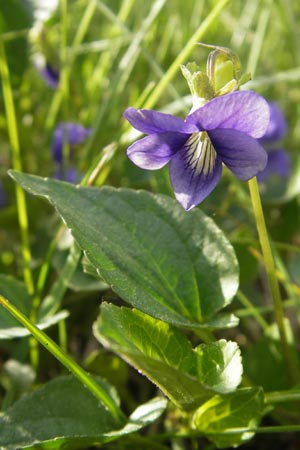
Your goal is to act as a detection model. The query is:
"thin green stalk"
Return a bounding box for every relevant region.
[60,0,70,174]
[84,0,167,161]
[0,40,34,297]
[245,2,272,75]
[143,0,231,110]
[236,290,269,331]
[248,177,297,385]
[58,319,68,353]
[207,424,300,435]
[94,0,180,102]
[45,0,97,130]
[265,389,300,404]
[0,294,126,424]
[235,297,296,318]
[35,225,65,301]
[154,423,300,441]
[38,242,82,319]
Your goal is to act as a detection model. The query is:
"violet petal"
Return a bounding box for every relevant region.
[127,132,188,170]
[187,91,270,138]
[209,128,268,181]
[66,123,91,145]
[123,107,198,135]
[169,141,223,210]
[261,102,287,142]
[257,149,291,182]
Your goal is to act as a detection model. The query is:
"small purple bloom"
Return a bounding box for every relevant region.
[257,102,291,182]
[54,166,80,183]
[39,62,60,89]
[52,122,91,164]
[124,91,270,210]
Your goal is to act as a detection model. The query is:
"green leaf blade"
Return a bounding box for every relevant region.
[95,303,242,410]
[9,172,239,329]
[0,375,166,450]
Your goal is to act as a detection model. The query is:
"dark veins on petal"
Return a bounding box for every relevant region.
[183,132,217,181]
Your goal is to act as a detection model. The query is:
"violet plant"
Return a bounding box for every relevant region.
[0,2,300,450]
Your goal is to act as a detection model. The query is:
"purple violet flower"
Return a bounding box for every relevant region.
[257,102,291,182]
[52,122,91,164]
[124,90,270,210]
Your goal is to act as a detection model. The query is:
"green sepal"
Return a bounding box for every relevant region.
[181,62,214,109]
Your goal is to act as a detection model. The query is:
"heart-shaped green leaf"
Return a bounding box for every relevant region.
[95,303,242,410]
[9,171,239,328]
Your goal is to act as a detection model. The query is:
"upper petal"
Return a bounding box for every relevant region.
[127,132,188,170]
[169,134,222,210]
[123,107,198,135]
[209,128,268,181]
[186,91,270,138]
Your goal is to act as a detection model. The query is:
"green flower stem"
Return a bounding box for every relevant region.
[235,298,296,318]
[204,424,300,436]
[248,177,297,385]
[0,37,38,369]
[154,422,300,440]
[143,0,230,110]
[0,294,126,424]
[35,225,65,301]
[210,424,300,435]
[246,2,272,76]
[0,40,34,297]
[265,389,300,404]
[38,242,82,319]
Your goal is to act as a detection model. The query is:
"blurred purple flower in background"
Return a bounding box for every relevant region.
[52,122,91,182]
[54,166,79,183]
[124,91,269,210]
[257,102,291,182]
[39,61,60,88]
[52,122,91,164]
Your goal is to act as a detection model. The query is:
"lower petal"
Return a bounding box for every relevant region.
[169,133,222,210]
[127,132,188,170]
[209,128,268,181]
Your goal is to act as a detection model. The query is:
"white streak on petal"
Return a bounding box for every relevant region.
[184,132,217,178]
